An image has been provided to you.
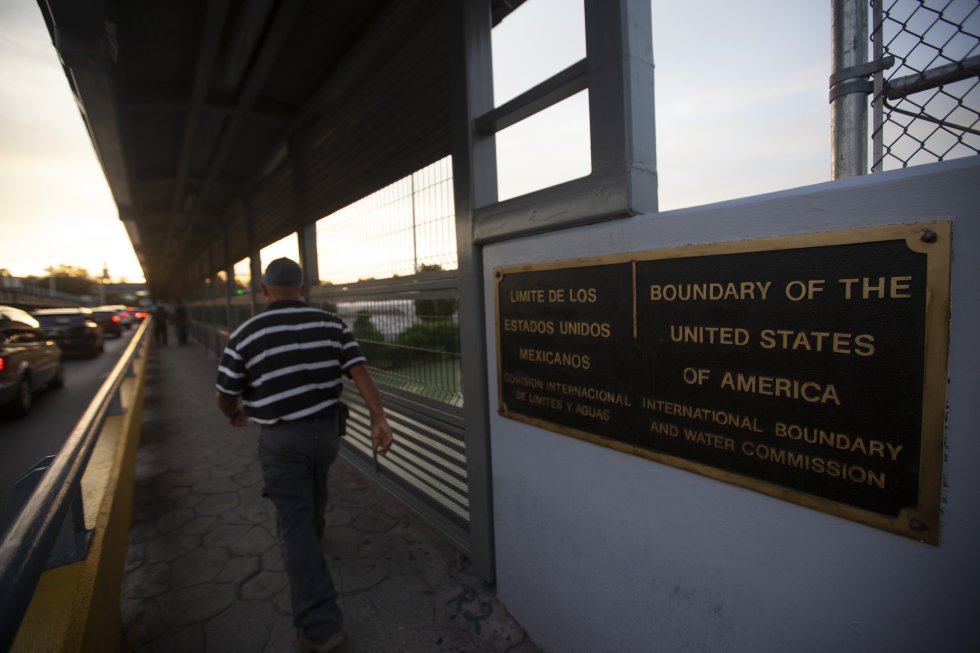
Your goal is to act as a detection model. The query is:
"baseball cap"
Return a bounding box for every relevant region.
[262,257,303,286]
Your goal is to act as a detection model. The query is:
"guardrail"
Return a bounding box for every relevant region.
[0,277,94,308]
[0,318,151,652]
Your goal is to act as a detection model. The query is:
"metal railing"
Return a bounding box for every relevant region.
[0,319,150,651]
[0,275,95,308]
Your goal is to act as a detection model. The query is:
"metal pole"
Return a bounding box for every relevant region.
[448,0,498,583]
[411,173,418,273]
[871,0,884,172]
[832,0,869,179]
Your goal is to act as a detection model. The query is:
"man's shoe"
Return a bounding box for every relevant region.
[297,626,347,652]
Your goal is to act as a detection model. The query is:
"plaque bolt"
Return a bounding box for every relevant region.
[909,518,927,531]
[920,230,938,243]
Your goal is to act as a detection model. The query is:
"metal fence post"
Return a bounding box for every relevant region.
[449,0,498,584]
[832,0,869,178]
[871,0,885,172]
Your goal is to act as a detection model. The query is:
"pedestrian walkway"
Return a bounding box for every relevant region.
[122,339,542,653]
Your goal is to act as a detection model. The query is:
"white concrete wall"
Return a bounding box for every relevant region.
[484,157,980,653]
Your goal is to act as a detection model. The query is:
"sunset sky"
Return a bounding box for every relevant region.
[0,0,831,283]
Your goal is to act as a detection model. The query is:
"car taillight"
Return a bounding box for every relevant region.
[112,315,121,322]
[0,357,5,372]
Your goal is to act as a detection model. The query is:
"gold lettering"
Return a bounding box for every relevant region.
[642,398,763,432]
[682,428,736,451]
[758,329,876,356]
[742,442,886,488]
[558,321,611,338]
[839,276,914,300]
[509,289,546,303]
[649,281,772,302]
[503,318,554,335]
[518,348,592,370]
[669,325,750,346]
[649,421,679,436]
[545,381,633,407]
[853,334,875,356]
[568,288,598,303]
[720,372,840,405]
[527,393,564,410]
[773,422,903,460]
[891,275,912,298]
[573,403,609,421]
[503,373,545,390]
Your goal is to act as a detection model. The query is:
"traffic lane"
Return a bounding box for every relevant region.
[0,328,136,524]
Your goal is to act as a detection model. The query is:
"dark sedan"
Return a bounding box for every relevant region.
[89,307,124,338]
[1,305,64,417]
[33,308,104,358]
[128,306,149,321]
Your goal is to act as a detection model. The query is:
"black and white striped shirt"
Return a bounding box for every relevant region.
[215,300,365,425]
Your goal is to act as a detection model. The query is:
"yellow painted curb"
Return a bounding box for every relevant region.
[12,335,149,653]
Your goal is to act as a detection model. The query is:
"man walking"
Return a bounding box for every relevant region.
[152,303,169,346]
[215,257,393,652]
[173,298,190,345]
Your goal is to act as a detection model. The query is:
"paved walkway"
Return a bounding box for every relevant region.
[122,339,542,653]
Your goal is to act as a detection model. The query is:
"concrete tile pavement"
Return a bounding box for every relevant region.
[122,339,542,653]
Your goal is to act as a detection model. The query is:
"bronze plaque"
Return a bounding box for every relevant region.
[495,222,950,543]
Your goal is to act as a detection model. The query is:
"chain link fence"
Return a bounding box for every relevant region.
[871,0,980,171]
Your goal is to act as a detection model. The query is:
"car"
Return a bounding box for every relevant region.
[99,304,134,329]
[88,307,124,338]
[128,306,149,321]
[33,308,104,357]
[0,305,64,417]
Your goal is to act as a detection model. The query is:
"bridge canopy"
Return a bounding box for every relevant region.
[39,0,523,297]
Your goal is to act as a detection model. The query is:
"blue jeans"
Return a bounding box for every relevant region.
[259,416,343,639]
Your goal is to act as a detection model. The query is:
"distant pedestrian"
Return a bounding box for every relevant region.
[152,304,169,346]
[174,299,190,345]
[214,257,393,652]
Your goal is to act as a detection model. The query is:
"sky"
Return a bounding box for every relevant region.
[0,0,832,284]
[0,0,144,281]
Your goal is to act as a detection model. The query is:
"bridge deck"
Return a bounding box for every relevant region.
[123,340,539,652]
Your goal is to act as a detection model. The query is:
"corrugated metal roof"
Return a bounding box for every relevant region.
[39,0,525,297]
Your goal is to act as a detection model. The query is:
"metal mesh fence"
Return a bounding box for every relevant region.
[313,155,462,407]
[179,157,469,555]
[315,156,457,284]
[310,158,467,544]
[311,276,463,408]
[183,157,462,407]
[871,0,980,171]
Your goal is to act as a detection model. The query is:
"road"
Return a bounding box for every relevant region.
[0,327,137,526]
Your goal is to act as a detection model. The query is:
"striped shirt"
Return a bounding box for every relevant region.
[215,300,365,425]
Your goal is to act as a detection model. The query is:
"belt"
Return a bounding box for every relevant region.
[280,406,339,423]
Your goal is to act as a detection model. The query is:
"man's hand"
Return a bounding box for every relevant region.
[229,410,249,427]
[216,391,248,428]
[350,365,394,455]
[371,417,394,455]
